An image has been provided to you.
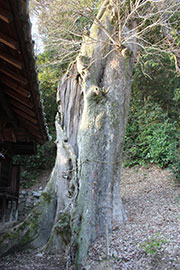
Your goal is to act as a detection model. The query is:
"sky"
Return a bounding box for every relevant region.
[31,15,44,54]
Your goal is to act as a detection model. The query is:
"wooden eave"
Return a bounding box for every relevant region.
[0,0,49,147]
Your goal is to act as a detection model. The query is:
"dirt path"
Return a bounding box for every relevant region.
[0,250,66,270]
[84,165,180,270]
[0,166,180,270]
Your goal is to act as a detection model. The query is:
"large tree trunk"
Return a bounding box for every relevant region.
[66,7,136,268]
[0,2,136,269]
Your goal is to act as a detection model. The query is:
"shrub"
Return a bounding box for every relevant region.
[124,101,180,170]
[139,234,168,255]
[14,141,56,188]
[169,149,180,183]
[123,52,180,181]
[13,51,60,189]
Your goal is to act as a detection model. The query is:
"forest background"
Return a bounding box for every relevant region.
[14,0,180,188]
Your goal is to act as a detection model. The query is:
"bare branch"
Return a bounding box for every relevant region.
[30,0,180,70]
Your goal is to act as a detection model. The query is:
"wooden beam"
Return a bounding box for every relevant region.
[0,51,23,69]
[17,116,44,144]
[0,65,27,85]
[13,107,38,125]
[2,128,17,143]
[4,87,33,108]
[3,128,28,142]
[17,116,40,133]
[1,77,30,97]
[0,8,13,23]
[0,33,19,50]
[10,100,36,118]
[0,91,17,127]
[12,142,37,155]
[15,130,30,140]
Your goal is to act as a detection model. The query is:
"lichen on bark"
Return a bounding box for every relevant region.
[0,190,56,256]
[0,1,137,269]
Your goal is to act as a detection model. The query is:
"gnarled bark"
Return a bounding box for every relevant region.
[0,180,57,255]
[0,1,137,269]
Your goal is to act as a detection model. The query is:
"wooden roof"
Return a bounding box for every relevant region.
[0,0,48,151]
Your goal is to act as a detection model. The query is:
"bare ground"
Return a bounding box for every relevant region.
[0,165,180,270]
[84,165,180,270]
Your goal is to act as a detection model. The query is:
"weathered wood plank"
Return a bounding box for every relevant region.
[10,100,35,117]
[3,128,28,142]
[13,107,37,125]
[0,32,18,50]
[0,65,27,85]
[0,8,13,23]
[1,77,30,97]
[0,91,17,127]
[0,51,22,69]
[17,116,43,144]
[5,87,33,108]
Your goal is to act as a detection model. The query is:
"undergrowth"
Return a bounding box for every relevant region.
[124,52,180,182]
[14,141,56,189]
[139,233,168,255]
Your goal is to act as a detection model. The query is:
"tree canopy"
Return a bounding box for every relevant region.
[30,0,180,71]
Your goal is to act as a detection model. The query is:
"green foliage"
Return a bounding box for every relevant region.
[20,171,40,189]
[37,51,62,138]
[124,52,180,180]
[169,149,180,183]
[124,101,179,168]
[55,212,71,244]
[41,191,52,204]
[15,141,56,171]
[14,141,56,188]
[14,51,62,188]
[133,52,180,119]
[139,234,168,255]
